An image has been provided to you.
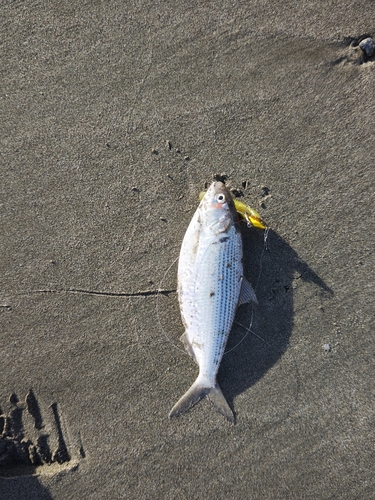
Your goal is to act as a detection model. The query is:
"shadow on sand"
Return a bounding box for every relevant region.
[0,476,53,500]
[219,227,333,419]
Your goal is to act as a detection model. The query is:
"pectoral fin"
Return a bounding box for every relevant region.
[180,332,197,362]
[238,277,258,306]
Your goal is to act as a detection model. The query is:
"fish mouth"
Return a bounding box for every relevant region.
[198,189,267,230]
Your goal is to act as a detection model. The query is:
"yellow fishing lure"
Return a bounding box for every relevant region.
[199,192,267,229]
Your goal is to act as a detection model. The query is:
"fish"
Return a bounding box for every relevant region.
[199,191,267,229]
[169,181,258,422]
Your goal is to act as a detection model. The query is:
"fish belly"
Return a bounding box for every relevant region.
[178,221,243,383]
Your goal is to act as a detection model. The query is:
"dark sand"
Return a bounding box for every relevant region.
[1,1,375,498]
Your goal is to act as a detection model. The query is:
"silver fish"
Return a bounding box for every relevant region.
[169,181,257,422]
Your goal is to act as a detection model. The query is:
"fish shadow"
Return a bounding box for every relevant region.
[219,228,333,418]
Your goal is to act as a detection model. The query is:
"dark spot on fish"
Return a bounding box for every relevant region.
[226,262,231,268]
[210,292,215,297]
[220,237,229,243]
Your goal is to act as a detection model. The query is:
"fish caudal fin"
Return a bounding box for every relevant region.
[208,384,235,422]
[169,379,234,422]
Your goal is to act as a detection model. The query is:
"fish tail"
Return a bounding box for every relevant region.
[208,384,234,422]
[169,378,234,422]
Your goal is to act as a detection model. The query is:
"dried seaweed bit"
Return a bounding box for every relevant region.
[213,173,228,183]
[230,188,244,198]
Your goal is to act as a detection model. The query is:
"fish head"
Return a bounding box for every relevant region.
[199,181,238,234]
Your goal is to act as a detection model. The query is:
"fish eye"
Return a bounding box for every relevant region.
[216,193,226,204]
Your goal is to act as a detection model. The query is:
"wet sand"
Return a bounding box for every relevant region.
[1,1,374,498]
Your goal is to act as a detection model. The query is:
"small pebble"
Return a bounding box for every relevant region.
[359,37,375,57]
[323,344,332,352]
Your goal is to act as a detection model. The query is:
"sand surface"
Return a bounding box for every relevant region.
[1,1,375,498]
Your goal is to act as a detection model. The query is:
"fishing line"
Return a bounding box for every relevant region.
[224,225,270,354]
[157,222,270,355]
[235,322,273,349]
[156,256,186,353]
